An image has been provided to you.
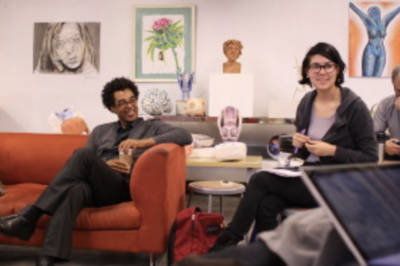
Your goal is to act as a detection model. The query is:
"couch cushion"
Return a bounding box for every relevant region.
[0,183,46,216]
[0,184,141,231]
[37,202,141,231]
[73,202,141,230]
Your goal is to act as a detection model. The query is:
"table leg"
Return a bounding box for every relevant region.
[187,191,193,207]
[220,195,223,214]
[208,194,212,213]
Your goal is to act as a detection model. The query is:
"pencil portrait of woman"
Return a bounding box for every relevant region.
[33,22,100,75]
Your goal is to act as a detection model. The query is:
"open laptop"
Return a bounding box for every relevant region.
[300,163,400,266]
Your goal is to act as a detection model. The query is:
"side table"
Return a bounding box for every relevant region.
[187,180,246,213]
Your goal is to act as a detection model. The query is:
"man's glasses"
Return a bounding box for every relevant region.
[116,98,137,108]
[308,63,337,74]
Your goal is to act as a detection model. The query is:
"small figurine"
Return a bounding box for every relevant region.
[217,106,242,142]
[223,39,243,74]
[185,98,206,117]
[177,71,195,101]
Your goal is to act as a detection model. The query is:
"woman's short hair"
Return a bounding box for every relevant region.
[223,39,243,56]
[102,77,140,111]
[299,42,346,87]
[36,22,96,73]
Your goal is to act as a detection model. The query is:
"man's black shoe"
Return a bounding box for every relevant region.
[36,255,55,266]
[0,213,36,241]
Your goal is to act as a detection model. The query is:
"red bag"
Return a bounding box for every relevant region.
[167,206,224,265]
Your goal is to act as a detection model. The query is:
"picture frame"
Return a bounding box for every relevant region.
[349,1,400,77]
[133,5,196,82]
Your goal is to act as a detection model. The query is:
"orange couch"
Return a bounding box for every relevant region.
[0,133,186,260]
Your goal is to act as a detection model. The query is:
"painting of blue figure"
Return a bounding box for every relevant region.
[349,2,400,77]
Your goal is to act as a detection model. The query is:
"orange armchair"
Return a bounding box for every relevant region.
[0,133,186,264]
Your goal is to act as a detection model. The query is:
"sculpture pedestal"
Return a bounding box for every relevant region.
[208,74,254,117]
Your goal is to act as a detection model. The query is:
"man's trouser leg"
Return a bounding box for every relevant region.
[35,147,130,213]
[34,148,131,259]
[41,182,92,260]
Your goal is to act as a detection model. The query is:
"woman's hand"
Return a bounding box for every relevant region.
[385,139,400,156]
[106,159,130,174]
[292,132,310,149]
[305,140,337,157]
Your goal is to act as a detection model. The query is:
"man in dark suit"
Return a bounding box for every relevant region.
[0,77,192,266]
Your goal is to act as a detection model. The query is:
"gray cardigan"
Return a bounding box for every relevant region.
[295,87,378,164]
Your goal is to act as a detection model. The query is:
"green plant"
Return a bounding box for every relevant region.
[144,18,184,73]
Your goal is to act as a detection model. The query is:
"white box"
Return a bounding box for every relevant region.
[209,74,254,117]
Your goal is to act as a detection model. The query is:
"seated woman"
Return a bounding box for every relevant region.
[210,42,379,252]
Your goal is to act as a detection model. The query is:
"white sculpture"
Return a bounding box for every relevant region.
[215,106,246,161]
[217,106,242,142]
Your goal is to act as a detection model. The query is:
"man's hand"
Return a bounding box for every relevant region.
[305,140,337,157]
[106,159,130,174]
[118,138,156,154]
[385,139,400,156]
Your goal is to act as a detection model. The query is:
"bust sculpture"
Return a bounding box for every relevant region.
[223,39,243,74]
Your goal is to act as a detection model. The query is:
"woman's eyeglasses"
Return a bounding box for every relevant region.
[308,63,337,74]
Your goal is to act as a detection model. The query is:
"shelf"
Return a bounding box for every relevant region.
[154,115,294,124]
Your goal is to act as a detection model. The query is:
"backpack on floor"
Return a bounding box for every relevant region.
[167,206,224,265]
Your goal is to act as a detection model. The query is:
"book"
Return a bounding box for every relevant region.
[257,167,301,178]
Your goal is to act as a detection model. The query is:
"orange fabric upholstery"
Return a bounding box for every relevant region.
[0,132,186,255]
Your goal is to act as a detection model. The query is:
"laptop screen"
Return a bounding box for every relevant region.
[302,164,400,263]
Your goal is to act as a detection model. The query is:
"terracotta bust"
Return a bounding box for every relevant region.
[223,39,243,74]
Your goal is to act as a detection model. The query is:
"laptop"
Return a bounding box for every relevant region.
[300,163,400,266]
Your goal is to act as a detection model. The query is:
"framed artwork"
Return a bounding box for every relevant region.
[133,5,196,82]
[33,22,100,75]
[349,1,400,77]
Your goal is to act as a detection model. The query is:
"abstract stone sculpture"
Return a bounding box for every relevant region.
[141,88,173,116]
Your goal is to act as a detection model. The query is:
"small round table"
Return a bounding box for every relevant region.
[187,181,246,213]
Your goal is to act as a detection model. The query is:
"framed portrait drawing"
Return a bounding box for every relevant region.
[33,22,100,75]
[133,5,196,82]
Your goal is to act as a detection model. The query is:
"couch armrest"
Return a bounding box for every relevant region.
[131,143,186,253]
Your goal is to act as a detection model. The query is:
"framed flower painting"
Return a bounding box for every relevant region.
[133,5,196,82]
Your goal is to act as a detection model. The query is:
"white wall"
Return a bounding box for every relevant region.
[0,0,394,133]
